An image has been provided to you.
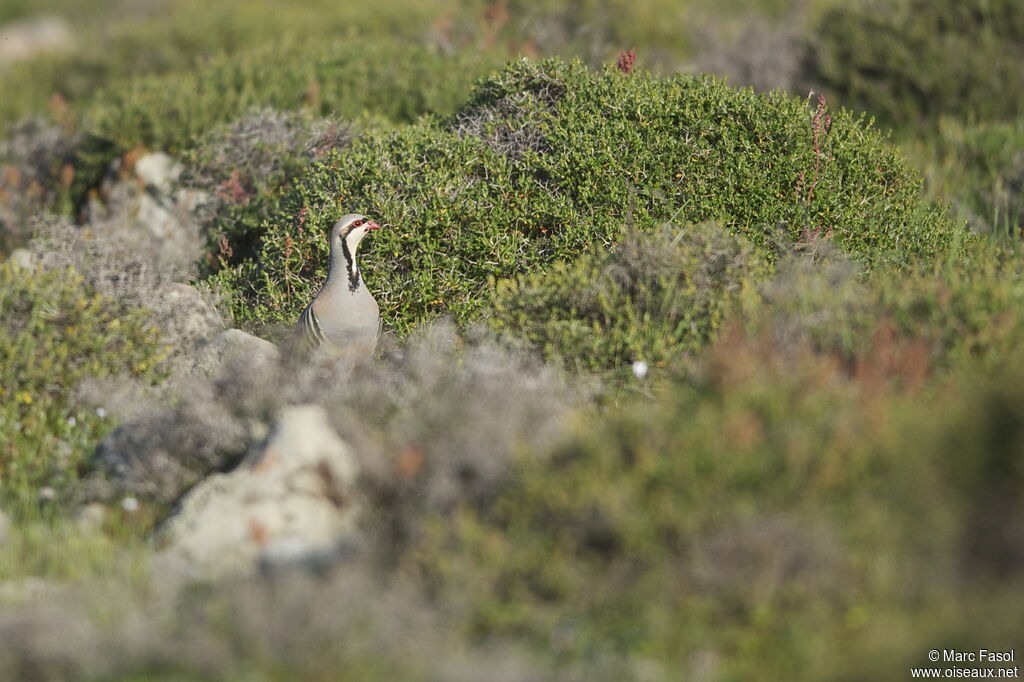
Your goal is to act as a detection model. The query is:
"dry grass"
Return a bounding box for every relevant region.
[0,117,80,251]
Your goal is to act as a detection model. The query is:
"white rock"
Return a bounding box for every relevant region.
[157,405,360,579]
[134,192,181,242]
[134,152,182,194]
[632,360,649,379]
[7,248,34,270]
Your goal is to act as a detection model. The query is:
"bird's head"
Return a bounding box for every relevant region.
[332,213,381,255]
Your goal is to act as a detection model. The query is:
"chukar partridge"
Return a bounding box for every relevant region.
[296,213,381,356]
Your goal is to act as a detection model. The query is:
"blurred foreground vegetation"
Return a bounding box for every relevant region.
[0,0,1022,680]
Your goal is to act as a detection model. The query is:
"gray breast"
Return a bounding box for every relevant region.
[309,277,380,356]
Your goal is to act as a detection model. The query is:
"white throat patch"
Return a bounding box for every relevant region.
[344,227,364,259]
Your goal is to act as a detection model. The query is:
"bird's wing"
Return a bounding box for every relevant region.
[297,302,325,348]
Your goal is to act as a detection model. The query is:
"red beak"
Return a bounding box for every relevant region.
[366,221,381,230]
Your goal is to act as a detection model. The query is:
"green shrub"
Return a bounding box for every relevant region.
[0,0,476,131]
[873,244,1024,370]
[905,117,1024,238]
[181,107,353,259]
[83,38,505,154]
[752,239,1024,377]
[0,263,166,512]
[810,0,1024,130]
[213,58,959,336]
[11,39,504,221]
[489,223,767,375]
[400,320,1024,680]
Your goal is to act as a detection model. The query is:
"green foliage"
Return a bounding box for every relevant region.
[753,240,1024,376]
[0,0,479,131]
[83,38,505,154]
[403,318,1024,680]
[489,223,768,374]
[214,58,958,336]
[873,243,1024,370]
[4,4,1024,679]
[0,517,151,582]
[905,117,1024,238]
[811,0,1024,131]
[0,264,166,511]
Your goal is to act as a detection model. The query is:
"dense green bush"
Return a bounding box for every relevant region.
[213,58,959,336]
[810,0,1024,130]
[488,226,1022,387]
[489,223,767,375]
[83,38,505,154]
[181,107,354,263]
[0,263,166,511]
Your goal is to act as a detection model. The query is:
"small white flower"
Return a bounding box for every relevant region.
[95,407,107,418]
[632,360,649,379]
[66,416,77,427]
[121,497,139,513]
[38,486,56,501]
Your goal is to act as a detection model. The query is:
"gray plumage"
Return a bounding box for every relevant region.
[296,213,381,357]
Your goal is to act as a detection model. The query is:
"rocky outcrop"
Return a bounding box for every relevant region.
[157,405,361,579]
[189,328,279,378]
[87,327,280,505]
[155,283,224,355]
[84,151,207,247]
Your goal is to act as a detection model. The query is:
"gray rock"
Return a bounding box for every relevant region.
[155,283,224,353]
[157,405,360,579]
[134,191,183,242]
[190,328,279,377]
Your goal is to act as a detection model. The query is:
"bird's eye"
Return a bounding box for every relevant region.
[354,219,364,227]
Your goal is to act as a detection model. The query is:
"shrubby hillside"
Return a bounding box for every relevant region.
[0,1,1021,680]
[212,59,959,336]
